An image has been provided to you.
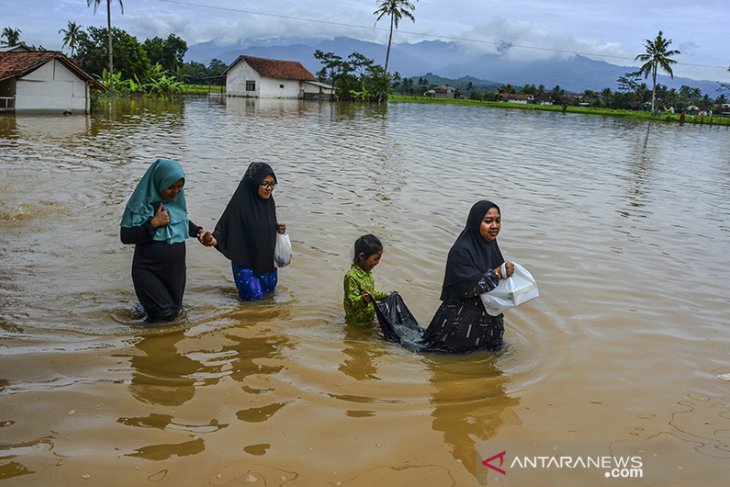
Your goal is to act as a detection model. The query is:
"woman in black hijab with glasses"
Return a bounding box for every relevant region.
[419,200,515,352]
[208,162,286,300]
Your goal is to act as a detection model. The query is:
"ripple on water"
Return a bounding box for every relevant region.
[2,99,730,484]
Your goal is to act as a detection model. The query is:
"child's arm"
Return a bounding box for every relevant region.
[372,288,390,302]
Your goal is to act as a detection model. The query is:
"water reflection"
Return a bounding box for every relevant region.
[224,307,293,425]
[236,402,288,423]
[226,324,289,385]
[621,123,655,219]
[426,353,519,476]
[124,300,292,409]
[126,437,205,461]
[127,329,200,406]
[339,325,385,381]
[88,96,186,138]
[0,436,53,481]
[120,305,292,462]
[11,115,91,139]
[95,96,185,120]
[0,416,33,481]
[0,115,17,139]
[0,461,34,481]
[224,97,305,116]
[117,413,227,434]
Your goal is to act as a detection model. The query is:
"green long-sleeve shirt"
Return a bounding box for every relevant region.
[343,264,389,325]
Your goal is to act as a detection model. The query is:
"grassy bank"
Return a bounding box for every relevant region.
[389,94,730,127]
[182,84,226,94]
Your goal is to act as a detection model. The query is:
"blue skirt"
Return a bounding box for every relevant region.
[232,262,278,301]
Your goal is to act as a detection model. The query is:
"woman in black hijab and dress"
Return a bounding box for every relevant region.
[419,200,515,352]
[376,200,515,353]
[209,162,286,301]
[421,200,514,353]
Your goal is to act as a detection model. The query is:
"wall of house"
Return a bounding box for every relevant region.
[258,79,302,99]
[14,59,90,113]
[226,60,304,99]
[226,61,260,97]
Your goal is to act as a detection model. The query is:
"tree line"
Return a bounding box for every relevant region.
[63,24,228,93]
[403,75,727,114]
[2,23,227,95]
[314,50,390,103]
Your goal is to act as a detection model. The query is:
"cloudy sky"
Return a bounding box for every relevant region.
[4,0,729,82]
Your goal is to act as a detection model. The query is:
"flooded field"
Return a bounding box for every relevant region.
[1,97,729,486]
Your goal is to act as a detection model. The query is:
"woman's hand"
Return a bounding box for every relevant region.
[276,223,286,234]
[150,203,169,228]
[197,230,217,247]
[494,262,515,279]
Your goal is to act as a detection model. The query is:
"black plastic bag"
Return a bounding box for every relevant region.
[375,293,425,348]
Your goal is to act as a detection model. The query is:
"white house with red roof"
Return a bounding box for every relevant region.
[0,50,102,114]
[224,55,333,100]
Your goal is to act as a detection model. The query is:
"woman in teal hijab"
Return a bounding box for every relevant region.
[121,159,212,322]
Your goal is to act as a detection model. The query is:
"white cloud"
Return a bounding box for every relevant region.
[457,19,630,63]
[678,40,700,53]
[131,14,191,40]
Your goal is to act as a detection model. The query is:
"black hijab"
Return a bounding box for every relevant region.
[440,200,505,301]
[213,162,278,273]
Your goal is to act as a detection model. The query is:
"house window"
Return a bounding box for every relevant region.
[280,84,284,89]
[245,80,255,91]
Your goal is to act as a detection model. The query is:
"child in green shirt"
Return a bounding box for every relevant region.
[343,234,391,325]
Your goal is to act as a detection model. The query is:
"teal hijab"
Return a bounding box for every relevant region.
[120,158,189,244]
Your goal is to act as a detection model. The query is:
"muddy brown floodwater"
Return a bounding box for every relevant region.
[1,97,729,486]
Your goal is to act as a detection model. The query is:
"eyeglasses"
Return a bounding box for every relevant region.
[259,182,277,190]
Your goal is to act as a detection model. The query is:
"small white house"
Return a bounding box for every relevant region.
[0,51,102,114]
[224,55,333,100]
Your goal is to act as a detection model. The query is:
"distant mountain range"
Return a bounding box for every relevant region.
[186,36,722,95]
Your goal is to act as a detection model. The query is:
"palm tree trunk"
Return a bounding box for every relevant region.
[651,65,657,115]
[384,15,394,73]
[107,0,114,93]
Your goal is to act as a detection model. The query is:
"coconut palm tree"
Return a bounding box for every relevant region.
[373,0,417,73]
[59,21,82,57]
[1,27,22,46]
[635,31,680,115]
[87,0,124,92]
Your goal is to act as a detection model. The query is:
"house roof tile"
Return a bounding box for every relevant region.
[0,51,101,87]
[225,55,317,81]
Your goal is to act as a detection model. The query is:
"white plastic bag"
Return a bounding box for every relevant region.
[480,262,539,316]
[274,232,292,268]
